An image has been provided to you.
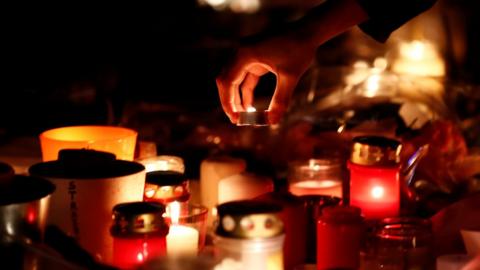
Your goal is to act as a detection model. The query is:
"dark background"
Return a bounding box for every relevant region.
[0,0,478,138]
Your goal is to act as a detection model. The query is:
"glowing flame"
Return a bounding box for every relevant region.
[145,188,156,198]
[365,74,381,97]
[169,201,181,225]
[137,252,144,262]
[246,106,257,112]
[371,186,385,199]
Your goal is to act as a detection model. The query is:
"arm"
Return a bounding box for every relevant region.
[216,0,437,124]
[216,0,368,124]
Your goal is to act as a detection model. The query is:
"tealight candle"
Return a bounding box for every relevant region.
[166,202,199,257]
[237,107,270,126]
[288,159,343,198]
[348,136,402,220]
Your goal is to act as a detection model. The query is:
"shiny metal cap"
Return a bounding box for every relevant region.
[111,202,169,237]
[350,136,402,167]
[215,200,283,239]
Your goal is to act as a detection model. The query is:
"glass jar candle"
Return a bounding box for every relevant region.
[300,195,341,264]
[137,155,185,174]
[348,136,402,220]
[363,217,434,270]
[317,206,365,270]
[111,202,169,269]
[143,171,190,206]
[288,159,343,198]
[214,200,285,270]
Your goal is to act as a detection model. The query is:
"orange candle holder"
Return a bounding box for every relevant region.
[40,126,137,161]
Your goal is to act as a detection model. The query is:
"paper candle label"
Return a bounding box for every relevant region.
[68,180,80,238]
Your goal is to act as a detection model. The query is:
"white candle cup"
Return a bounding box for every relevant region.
[218,172,273,204]
[165,203,208,256]
[200,156,246,228]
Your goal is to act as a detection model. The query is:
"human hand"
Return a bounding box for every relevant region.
[216,32,316,124]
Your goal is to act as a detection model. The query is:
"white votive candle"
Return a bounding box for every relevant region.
[166,202,199,256]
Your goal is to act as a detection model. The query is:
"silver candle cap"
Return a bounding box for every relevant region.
[237,110,269,126]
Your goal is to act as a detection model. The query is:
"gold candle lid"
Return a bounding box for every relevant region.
[111,202,169,237]
[215,200,283,239]
[350,136,402,167]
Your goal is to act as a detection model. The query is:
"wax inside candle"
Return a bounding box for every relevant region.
[166,202,199,256]
[289,180,342,197]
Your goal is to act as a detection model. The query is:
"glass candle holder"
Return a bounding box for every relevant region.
[164,202,208,256]
[214,200,285,270]
[348,136,402,220]
[111,202,169,269]
[137,155,185,174]
[317,206,365,270]
[40,126,137,161]
[363,217,434,270]
[288,159,343,198]
[144,171,190,206]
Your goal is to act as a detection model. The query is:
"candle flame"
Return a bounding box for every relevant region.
[246,106,257,112]
[137,252,144,262]
[169,201,181,225]
[145,188,156,198]
[371,186,385,199]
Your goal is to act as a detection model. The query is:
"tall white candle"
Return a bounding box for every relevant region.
[166,202,199,256]
[200,157,246,226]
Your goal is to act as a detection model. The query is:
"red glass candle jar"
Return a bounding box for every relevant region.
[316,206,364,270]
[348,136,402,220]
[111,202,169,269]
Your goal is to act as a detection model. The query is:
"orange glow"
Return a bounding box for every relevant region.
[39,126,137,161]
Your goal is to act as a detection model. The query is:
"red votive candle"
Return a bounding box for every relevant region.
[316,206,364,270]
[111,202,169,269]
[348,136,402,220]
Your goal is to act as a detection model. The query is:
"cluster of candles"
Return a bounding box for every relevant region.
[36,125,437,269]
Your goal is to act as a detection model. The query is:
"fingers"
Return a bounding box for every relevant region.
[216,58,249,123]
[240,73,260,109]
[268,73,298,124]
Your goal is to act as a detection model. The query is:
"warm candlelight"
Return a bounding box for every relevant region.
[137,155,185,174]
[289,180,342,198]
[391,40,445,77]
[39,126,137,161]
[348,136,401,220]
[166,202,199,256]
[288,159,343,198]
[200,156,246,227]
[218,172,273,204]
[111,202,169,269]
